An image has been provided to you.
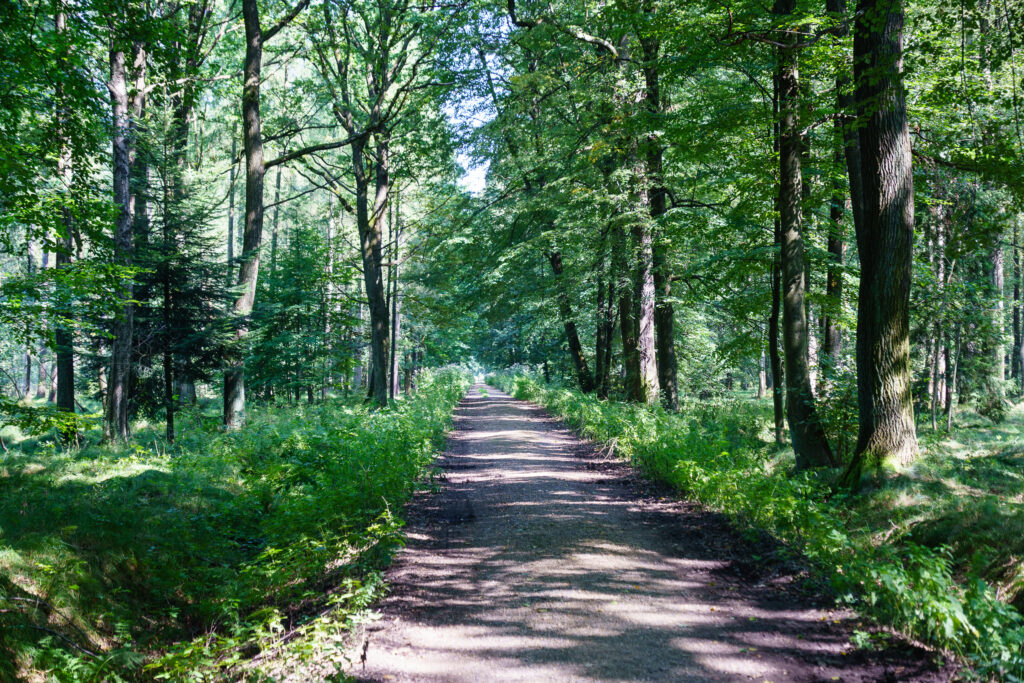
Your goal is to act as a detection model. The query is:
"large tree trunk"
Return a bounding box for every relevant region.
[843,0,918,482]
[105,37,134,441]
[353,134,390,408]
[548,250,595,393]
[225,0,266,428]
[775,5,834,469]
[629,159,660,407]
[640,33,678,411]
[631,216,660,406]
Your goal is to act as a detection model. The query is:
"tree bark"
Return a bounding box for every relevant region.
[615,221,639,395]
[947,327,961,431]
[390,202,402,401]
[105,35,134,441]
[228,127,237,283]
[53,5,77,415]
[774,6,834,469]
[769,95,786,448]
[992,242,1006,387]
[225,0,268,428]
[1012,223,1020,383]
[631,214,660,405]
[595,242,610,397]
[353,133,390,408]
[843,0,918,481]
[822,136,846,382]
[548,251,595,393]
[640,32,678,411]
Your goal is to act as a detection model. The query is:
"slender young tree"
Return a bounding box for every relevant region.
[54,1,75,416]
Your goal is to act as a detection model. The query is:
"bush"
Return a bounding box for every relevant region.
[0,368,469,681]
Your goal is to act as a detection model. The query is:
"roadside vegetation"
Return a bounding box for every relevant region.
[490,372,1024,678]
[0,369,468,681]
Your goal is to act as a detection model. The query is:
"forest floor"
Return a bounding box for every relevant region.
[348,385,954,682]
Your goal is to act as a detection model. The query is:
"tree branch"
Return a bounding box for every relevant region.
[265,132,367,169]
[262,0,310,41]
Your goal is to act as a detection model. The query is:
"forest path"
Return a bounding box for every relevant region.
[350,385,947,682]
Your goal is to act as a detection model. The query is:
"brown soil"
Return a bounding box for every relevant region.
[349,385,955,682]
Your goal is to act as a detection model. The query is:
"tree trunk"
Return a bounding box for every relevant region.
[992,242,1006,388]
[105,36,134,441]
[615,222,639,395]
[930,329,941,431]
[822,0,864,389]
[54,4,76,415]
[602,279,614,397]
[595,243,610,397]
[947,328,961,431]
[758,346,768,399]
[1019,227,1024,397]
[774,10,834,469]
[227,128,237,282]
[640,33,678,411]
[353,134,390,408]
[822,136,846,382]
[270,165,282,288]
[630,181,660,406]
[225,0,267,428]
[37,349,49,400]
[548,251,595,393]
[390,207,402,400]
[1013,223,1021,384]
[843,0,918,482]
[162,139,176,442]
[769,107,786,448]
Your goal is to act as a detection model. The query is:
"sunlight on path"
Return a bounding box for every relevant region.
[350,385,938,682]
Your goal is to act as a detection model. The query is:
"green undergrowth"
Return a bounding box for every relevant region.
[0,368,469,681]
[489,372,1024,679]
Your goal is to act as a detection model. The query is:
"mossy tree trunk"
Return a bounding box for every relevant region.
[842,0,918,484]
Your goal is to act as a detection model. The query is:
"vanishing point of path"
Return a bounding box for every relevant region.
[351,385,951,682]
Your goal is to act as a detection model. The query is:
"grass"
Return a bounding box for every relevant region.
[489,372,1024,679]
[0,368,469,681]
[850,404,1024,611]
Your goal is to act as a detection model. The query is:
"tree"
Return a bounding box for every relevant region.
[225,0,311,428]
[104,18,134,441]
[774,0,834,470]
[842,0,918,483]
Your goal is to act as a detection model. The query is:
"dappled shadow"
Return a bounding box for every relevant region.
[0,453,259,668]
[353,386,947,682]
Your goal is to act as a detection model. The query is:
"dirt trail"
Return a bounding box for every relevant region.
[351,385,949,682]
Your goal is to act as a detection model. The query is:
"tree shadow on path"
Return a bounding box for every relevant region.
[352,386,953,682]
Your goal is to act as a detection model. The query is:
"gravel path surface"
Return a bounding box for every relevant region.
[350,385,951,682]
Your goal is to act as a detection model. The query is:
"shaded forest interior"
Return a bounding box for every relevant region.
[2,0,1024,679]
